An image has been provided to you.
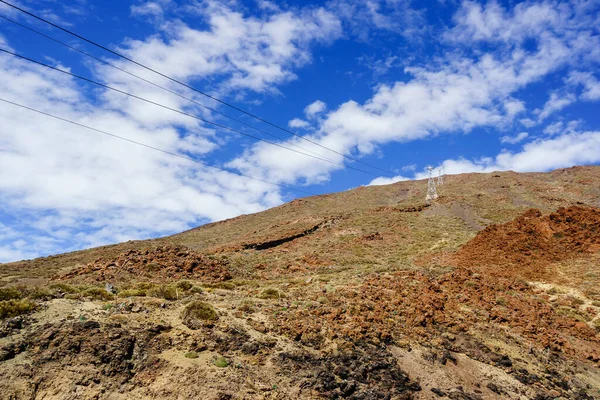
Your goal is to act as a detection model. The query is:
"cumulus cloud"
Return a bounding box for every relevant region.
[231,0,600,187]
[304,100,327,118]
[0,1,344,262]
[430,130,600,177]
[288,118,310,129]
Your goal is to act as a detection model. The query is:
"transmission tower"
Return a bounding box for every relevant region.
[437,166,444,186]
[425,165,438,202]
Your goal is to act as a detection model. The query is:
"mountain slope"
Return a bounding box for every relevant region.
[1,166,600,399]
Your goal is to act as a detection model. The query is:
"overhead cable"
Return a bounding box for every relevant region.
[0,47,382,177]
[0,0,396,177]
[0,96,318,196]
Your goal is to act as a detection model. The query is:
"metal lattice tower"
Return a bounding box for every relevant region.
[425,165,438,202]
[437,166,444,186]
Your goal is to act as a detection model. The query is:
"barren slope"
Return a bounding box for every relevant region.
[1,166,600,399]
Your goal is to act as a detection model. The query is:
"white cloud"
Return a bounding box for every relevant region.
[231,0,600,187]
[0,1,345,262]
[568,71,600,100]
[288,118,310,129]
[543,121,563,135]
[329,0,426,40]
[430,130,600,177]
[131,1,172,20]
[535,92,576,121]
[115,1,342,94]
[501,132,528,144]
[519,119,535,129]
[368,175,409,186]
[304,100,327,118]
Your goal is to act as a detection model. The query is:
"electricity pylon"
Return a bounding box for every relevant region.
[437,166,444,186]
[425,165,438,202]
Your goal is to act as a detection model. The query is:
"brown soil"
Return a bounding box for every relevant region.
[275,267,599,360]
[57,245,232,283]
[452,206,600,281]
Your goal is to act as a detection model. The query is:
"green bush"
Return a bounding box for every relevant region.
[0,287,22,301]
[181,301,218,329]
[0,299,35,319]
[260,288,280,299]
[213,356,228,368]
[49,283,79,294]
[184,351,199,359]
[27,287,55,300]
[203,282,235,290]
[190,286,203,294]
[176,280,193,291]
[83,287,115,301]
[119,289,147,297]
[147,285,178,300]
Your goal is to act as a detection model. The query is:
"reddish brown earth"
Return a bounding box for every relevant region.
[58,245,232,283]
[452,205,600,281]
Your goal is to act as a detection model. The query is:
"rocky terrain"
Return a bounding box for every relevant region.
[1,166,600,399]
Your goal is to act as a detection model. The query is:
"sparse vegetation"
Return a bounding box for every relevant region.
[119,288,147,297]
[147,285,178,300]
[176,280,193,291]
[184,351,199,359]
[181,301,218,329]
[49,283,79,294]
[202,282,235,290]
[0,299,35,319]
[0,286,22,301]
[190,286,203,294]
[260,288,281,299]
[82,287,115,300]
[238,299,255,313]
[547,287,565,295]
[213,356,228,368]
[26,287,55,300]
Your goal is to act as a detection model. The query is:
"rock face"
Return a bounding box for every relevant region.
[58,245,232,283]
[453,206,600,280]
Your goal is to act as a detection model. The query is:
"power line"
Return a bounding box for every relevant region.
[0,96,318,196]
[0,0,396,177]
[0,47,382,177]
[0,13,339,164]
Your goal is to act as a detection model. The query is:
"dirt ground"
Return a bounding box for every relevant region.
[1,167,600,399]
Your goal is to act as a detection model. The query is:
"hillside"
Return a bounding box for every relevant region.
[1,166,600,399]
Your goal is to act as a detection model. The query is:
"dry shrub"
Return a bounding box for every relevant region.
[181,301,218,329]
[0,299,35,319]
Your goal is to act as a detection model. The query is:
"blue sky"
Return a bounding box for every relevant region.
[1,0,599,262]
